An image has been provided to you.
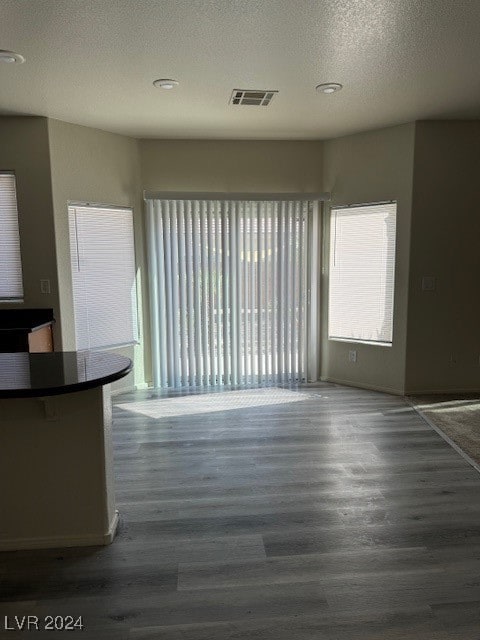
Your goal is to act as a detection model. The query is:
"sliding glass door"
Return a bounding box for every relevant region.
[146,198,314,388]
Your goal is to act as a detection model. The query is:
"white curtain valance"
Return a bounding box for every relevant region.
[144,191,330,202]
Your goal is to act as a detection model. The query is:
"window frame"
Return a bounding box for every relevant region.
[0,170,24,303]
[327,200,397,347]
[68,202,139,351]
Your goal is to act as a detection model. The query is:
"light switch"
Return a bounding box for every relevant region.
[422,276,436,291]
[40,279,51,294]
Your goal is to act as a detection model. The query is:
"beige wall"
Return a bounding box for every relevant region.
[139,138,323,387]
[0,117,59,326]
[405,121,480,393]
[321,124,416,394]
[4,118,479,396]
[140,139,323,192]
[47,119,147,391]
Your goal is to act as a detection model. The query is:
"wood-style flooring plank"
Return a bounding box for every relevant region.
[1,383,480,639]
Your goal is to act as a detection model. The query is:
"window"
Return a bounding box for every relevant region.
[145,198,309,388]
[0,172,23,301]
[328,202,396,345]
[68,204,138,350]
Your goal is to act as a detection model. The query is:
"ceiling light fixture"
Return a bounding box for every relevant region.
[316,82,342,94]
[0,49,25,64]
[153,79,179,90]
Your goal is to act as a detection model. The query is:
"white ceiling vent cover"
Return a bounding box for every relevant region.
[230,89,278,106]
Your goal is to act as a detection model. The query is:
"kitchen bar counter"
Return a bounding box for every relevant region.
[0,350,132,398]
[0,351,132,551]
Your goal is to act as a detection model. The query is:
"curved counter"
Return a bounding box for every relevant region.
[0,351,132,551]
[0,351,132,398]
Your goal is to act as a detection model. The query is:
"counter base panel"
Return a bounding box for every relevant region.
[0,511,119,551]
[0,386,117,551]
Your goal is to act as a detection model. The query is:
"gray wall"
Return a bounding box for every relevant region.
[321,124,416,394]
[139,138,324,387]
[405,121,480,393]
[4,117,479,396]
[140,139,323,193]
[0,117,60,340]
[47,119,147,391]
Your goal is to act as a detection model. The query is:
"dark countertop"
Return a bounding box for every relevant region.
[0,351,132,399]
[0,308,55,332]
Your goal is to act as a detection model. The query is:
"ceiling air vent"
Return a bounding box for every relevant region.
[230,89,278,106]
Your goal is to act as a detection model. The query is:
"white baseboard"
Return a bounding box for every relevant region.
[103,510,119,544]
[110,382,149,396]
[321,376,404,396]
[0,511,119,551]
[111,386,132,396]
[406,387,480,396]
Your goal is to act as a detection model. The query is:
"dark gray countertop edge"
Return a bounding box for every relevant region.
[0,321,55,333]
[0,360,133,399]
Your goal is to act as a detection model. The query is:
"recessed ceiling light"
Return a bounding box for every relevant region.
[153,79,179,90]
[316,82,343,94]
[0,50,25,64]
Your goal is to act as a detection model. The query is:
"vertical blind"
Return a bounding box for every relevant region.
[68,205,138,350]
[328,202,397,345]
[146,199,309,388]
[0,172,23,300]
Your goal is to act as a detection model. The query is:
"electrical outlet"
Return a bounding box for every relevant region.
[40,279,50,294]
[349,350,357,363]
[422,276,436,291]
[449,353,457,364]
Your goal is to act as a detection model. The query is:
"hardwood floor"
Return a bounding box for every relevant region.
[2,383,480,638]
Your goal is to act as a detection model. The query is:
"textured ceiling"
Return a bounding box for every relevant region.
[0,0,479,139]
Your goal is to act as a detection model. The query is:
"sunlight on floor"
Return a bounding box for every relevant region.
[114,387,310,419]
[415,399,480,413]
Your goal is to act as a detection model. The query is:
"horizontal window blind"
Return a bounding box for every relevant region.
[328,202,396,345]
[0,353,30,389]
[0,172,24,301]
[146,199,308,388]
[68,205,138,350]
